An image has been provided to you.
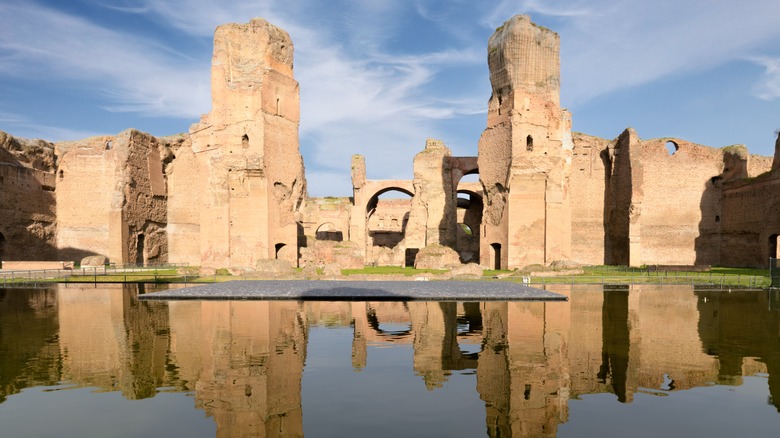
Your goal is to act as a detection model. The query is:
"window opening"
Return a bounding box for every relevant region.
[665,141,679,156]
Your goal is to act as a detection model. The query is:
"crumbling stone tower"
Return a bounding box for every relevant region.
[186,19,306,268]
[477,15,572,269]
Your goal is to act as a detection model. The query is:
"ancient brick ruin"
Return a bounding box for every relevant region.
[1,15,779,270]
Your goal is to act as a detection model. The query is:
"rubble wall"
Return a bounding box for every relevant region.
[477,15,571,269]
[638,138,723,266]
[719,170,780,267]
[190,19,306,268]
[164,135,201,266]
[570,133,611,265]
[0,131,57,261]
[56,130,167,264]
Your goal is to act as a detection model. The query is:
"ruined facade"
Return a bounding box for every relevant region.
[170,19,307,269]
[55,130,169,265]
[1,15,779,270]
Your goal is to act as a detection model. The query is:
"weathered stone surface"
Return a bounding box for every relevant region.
[548,260,582,270]
[187,18,306,269]
[199,267,217,276]
[80,255,108,267]
[56,129,167,265]
[0,131,57,262]
[322,263,342,276]
[405,139,456,248]
[299,264,318,278]
[161,134,200,266]
[414,245,461,269]
[4,15,780,272]
[477,15,571,270]
[255,259,293,275]
[449,263,484,278]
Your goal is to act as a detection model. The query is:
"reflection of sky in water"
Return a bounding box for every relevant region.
[1,285,780,437]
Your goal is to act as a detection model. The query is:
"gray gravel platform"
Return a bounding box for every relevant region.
[138,280,567,301]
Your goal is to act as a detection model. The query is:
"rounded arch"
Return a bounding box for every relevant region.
[665,140,679,156]
[315,222,344,242]
[455,189,483,264]
[366,186,414,213]
[365,188,413,266]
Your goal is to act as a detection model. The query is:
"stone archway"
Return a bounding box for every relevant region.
[454,168,483,265]
[455,190,483,264]
[365,187,413,266]
[315,222,344,242]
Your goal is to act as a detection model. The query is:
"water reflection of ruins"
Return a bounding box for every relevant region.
[3,284,780,436]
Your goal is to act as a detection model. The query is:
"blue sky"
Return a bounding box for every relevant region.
[1,0,779,196]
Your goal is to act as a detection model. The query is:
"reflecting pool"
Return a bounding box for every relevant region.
[1,283,780,437]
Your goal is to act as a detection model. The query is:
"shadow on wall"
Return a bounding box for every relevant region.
[602,132,632,266]
[56,247,109,265]
[694,176,722,266]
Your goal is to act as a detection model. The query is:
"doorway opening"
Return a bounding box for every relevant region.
[136,234,145,266]
[490,243,501,270]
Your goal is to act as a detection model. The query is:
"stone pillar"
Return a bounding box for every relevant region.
[477,15,572,270]
[191,19,306,269]
[406,139,456,248]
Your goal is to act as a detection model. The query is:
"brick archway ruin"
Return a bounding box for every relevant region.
[365,187,413,266]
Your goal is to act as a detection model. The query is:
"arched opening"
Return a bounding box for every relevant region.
[770,234,779,260]
[315,223,344,242]
[241,134,249,149]
[275,243,287,260]
[490,243,501,270]
[58,170,64,179]
[136,234,145,266]
[455,190,483,264]
[455,168,483,264]
[665,141,679,156]
[0,232,6,262]
[366,188,413,266]
[526,135,534,151]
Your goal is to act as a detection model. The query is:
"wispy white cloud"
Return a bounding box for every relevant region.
[750,56,780,100]
[5,0,779,195]
[482,0,593,28]
[507,0,780,105]
[118,0,488,195]
[0,111,102,141]
[0,1,210,119]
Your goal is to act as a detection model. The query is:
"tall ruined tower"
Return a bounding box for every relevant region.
[186,19,307,268]
[477,15,572,269]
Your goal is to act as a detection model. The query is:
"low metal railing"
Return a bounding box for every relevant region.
[0,264,191,288]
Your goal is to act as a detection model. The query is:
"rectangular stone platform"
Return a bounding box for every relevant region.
[138,280,567,302]
[1,261,74,270]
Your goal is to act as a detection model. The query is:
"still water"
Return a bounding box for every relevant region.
[1,283,780,437]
